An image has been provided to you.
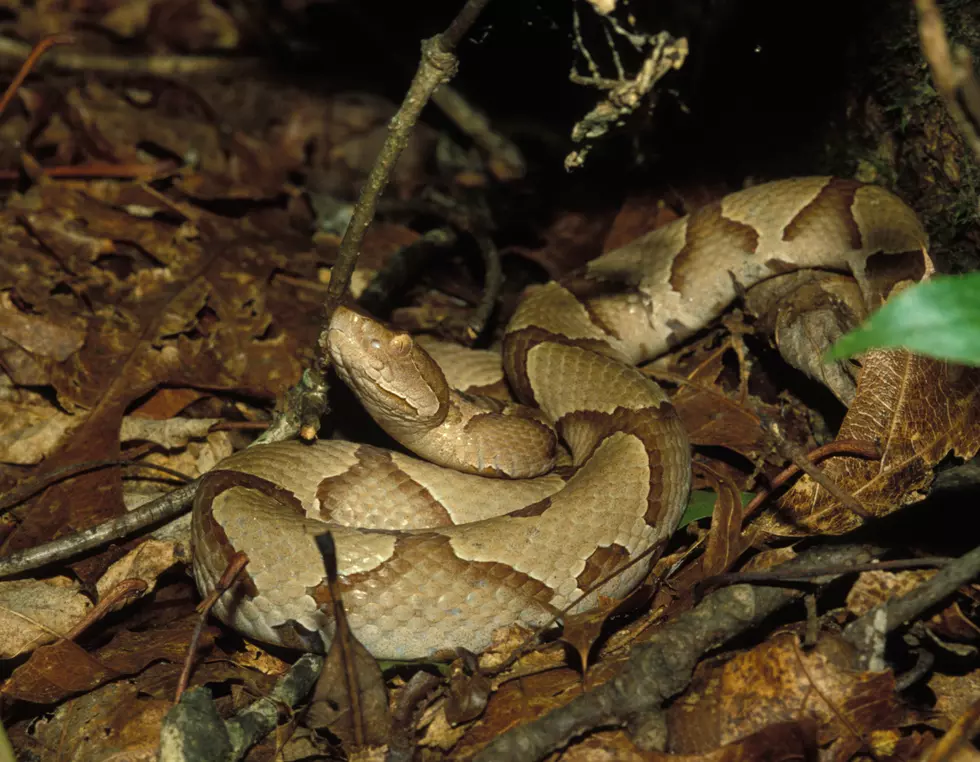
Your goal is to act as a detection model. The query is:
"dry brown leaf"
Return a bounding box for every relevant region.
[931,601,980,643]
[0,390,74,465]
[450,668,584,759]
[1,615,216,704]
[144,0,240,52]
[739,545,799,573]
[846,569,938,617]
[508,209,617,280]
[603,192,680,251]
[9,657,272,761]
[759,351,980,536]
[0,179,315,563]
[559,586,654,673]
[666,631,907,759]
[700,469,745,578]
[445,660,492,725]
[225,640,291,677]
[2,640,117,705]
[119,415,218,449]
[10,677,169,761]
[95,539,179,607]
[568,721,819,762]
[931,669,980,729]
[129,387,209,419]
[0,289,86,361]
[559,604,614,675]
[0,577,92,658]
[657,341,811,469]
[305,628,390,748]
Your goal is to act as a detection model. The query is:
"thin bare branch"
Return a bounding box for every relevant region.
[844,543,980,669]
[475,544,882,762]
[0,482,197,579]
[914,0,980,161]
[260,0,496,443]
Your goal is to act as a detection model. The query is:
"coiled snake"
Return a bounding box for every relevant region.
[191,177,928,659]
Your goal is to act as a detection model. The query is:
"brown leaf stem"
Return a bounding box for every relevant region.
[741,438,881,521]
[0,33,74,120]
[760,420,872,521]
[177,552,249,702]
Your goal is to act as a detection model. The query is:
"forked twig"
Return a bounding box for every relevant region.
[475,544,882,762]
[259,0,497,444]
[759,418,872,521]
[0,0,498,582]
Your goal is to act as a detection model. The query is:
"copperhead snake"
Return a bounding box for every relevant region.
[191,177,929,660]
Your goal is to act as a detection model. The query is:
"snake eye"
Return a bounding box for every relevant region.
[369,339,382,351]
[388,334,412,357]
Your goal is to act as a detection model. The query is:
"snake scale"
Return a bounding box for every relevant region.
[191,177,929,659]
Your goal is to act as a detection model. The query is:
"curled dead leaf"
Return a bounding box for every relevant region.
[760,351,980,536]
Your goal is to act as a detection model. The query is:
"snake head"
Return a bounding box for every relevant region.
[327,306,450,428]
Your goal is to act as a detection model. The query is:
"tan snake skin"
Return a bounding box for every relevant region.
[191,177,929,659]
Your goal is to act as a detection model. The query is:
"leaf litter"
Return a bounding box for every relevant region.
[0,4,978,761]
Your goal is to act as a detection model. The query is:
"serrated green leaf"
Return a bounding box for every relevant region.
[827,273,980,365]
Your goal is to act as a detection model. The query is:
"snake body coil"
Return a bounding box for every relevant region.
[191,177,929,659]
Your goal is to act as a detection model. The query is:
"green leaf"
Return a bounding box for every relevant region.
[827,273,980,365]
[680,489,752,527]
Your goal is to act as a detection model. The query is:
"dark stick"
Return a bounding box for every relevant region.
[844,543,980,669]
[0,481,198,578]
[267,0,495,441]
[474,544,881,762]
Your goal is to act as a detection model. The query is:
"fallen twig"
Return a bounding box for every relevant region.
[759,418,871,520]
[430,84,526,181]
[0,34,74,119]
[844,542,980,669]
[261,0,495,442]
[474,543,881,762]
[0,455,190,515]
[0,481,197,578]
[358,228,460,315]
[741,439,881,521]
[465,231,503,341]
[704,556,951,590]
[161,654,324,762]
[67,579,148,639]
[322,0,494,330]
[339,1,524,181]
[369,192,501,341]
[0,35,259,77]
